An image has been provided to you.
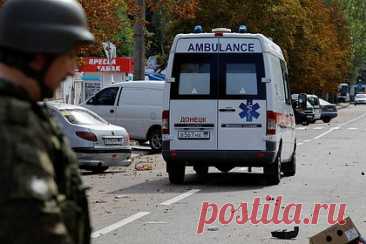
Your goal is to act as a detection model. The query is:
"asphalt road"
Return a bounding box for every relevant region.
[83,104,366,244]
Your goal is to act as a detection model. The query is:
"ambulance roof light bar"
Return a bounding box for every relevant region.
[212,28,231,37]
[212,28,232,33]
[193,25,203,33]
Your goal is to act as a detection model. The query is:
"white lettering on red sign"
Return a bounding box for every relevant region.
[97,66,121,72]
[89,58,117,65]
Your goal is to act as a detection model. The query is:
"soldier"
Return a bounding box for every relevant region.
[0,0,95,243]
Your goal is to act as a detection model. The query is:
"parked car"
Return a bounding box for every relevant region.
[46,102,131,173]
[82,80,165,152]
[354,93,366,105]
[291,94,315,125]
[319,98,337,123]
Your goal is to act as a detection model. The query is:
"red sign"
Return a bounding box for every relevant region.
[79,57,134,73]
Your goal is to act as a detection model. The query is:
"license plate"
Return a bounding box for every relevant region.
[103,137,123,145]
[178,131,210,140]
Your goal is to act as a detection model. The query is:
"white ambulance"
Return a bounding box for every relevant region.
[162,26,296,185]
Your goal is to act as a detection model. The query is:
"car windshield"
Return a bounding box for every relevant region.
[60,109,108,125]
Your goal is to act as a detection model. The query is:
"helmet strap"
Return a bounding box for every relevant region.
[22,56,56,99]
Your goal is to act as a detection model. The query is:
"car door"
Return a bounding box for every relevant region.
[82,86,120,123]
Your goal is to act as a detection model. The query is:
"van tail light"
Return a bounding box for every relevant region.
[266,111,278,135]
[76,131,98,142]
[162,110,169,134]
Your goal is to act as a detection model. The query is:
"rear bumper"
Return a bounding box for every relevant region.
[321,112,337,119]
[73,147,132,167]
[162,141,277,166]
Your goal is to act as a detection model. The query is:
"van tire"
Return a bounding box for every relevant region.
[148,129,162,152]
[194,165,209,179]
[168,164,185,184]
[264,152,281,185]
[282,152,296,177]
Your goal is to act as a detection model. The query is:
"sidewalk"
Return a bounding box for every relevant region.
[336,103,351,110]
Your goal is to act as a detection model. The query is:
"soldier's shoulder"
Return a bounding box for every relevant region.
[0,96,34,126]
[0,137,57,203]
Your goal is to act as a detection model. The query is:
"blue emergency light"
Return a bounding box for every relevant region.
[239,25,248,33]
[193,25,203,33]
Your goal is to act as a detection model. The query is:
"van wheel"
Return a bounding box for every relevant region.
[264,152,281,185]
[149,129,162,152]
[282,152,296,177]
[216,165,234,173]
[168,164,185,184]
[194,165,209,179]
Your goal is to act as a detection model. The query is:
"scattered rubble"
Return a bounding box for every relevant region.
[207,226,219,232]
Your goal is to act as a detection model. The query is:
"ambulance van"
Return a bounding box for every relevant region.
[162,26,296,185]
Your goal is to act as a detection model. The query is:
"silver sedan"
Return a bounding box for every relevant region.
[46,102,131,173]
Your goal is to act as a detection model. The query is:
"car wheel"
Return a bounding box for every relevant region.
[149,129,162,152]
[264,151,281,185]
[91,166,109,174]
[194,165,209,180]
[322,118,331,123]
[216,165,234,173]
[168,163,185,184]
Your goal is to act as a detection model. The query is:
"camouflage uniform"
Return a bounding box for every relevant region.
[0,79,91,244]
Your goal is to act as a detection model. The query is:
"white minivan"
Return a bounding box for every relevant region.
[162,26,296,185]
[82,80,165,151]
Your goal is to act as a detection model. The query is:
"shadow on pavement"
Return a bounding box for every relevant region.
[108,172,271,195]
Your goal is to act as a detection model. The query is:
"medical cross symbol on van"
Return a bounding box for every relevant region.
[239,101,260,122]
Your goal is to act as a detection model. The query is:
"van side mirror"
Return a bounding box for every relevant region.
[298,93,307,109]
[167,77,176,83]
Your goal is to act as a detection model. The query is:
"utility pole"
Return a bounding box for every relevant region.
[133,0,145,80]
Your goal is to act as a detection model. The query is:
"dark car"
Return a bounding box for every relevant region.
[291,94,315,125]
[319,98,337,123]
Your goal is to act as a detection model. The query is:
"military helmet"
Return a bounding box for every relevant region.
[0,0,95,54]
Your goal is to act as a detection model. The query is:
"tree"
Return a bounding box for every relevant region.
[336,0,366,80]
[150,0,351,94]
[80,0,134,57]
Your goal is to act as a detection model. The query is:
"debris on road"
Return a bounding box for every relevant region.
[114,195,129,199]
[207,226,219,232]
[143,221,168,225]
[310,217,362,244]
[135,162,153,171]
[95,200,107,204]
[362,172,365,176]
[271,226,299,240]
